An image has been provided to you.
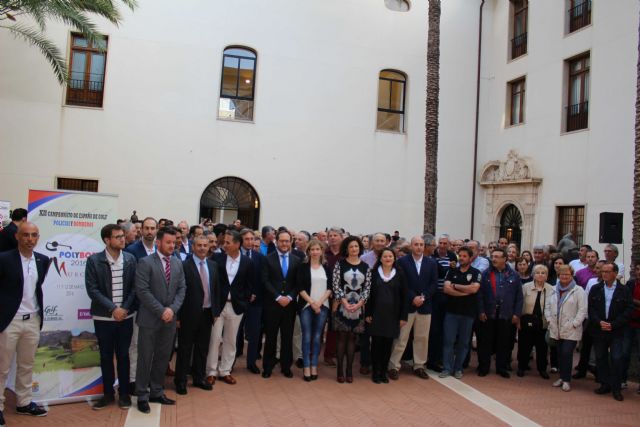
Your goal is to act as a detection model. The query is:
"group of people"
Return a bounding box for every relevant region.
[0,209,638,424]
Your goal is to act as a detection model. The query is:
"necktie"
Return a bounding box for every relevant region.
[200,260,210,308]
[164,257,171,284]
[281,254,288,278]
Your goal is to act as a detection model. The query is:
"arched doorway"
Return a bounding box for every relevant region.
[199,177,260,229]
[499,204,523,249]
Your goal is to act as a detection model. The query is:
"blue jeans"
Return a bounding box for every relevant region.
[594,332,625,392]
[299,305,329,368]
[442,313,474,373]
[557,339,577,382]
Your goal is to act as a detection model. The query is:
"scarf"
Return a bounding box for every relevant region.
[378,266,396,282]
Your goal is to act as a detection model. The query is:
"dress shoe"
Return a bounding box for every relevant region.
[381,376,389,384]
[137,400,150,414]
[295,358,304,369]
[310,374,318,381]
[572,371,586,379]
[337,376,345,383]
[360,366,370,375]
[303,375,312,382]
[220,375,237,385]
[539,370,550,380]
[387,369,399,380]
[118,395,132,409]
[193,381,213,391]
[175,383,187,395]
[477,370,488,377]
[613,391,624,401]
[262,371,272,378]
[594,385,611,395]
[414,368,429,379]
[206,376,216,385]
[282,370,293,378]
[92,395,115,410]
[16,402,47,416]
[498,370,511,379]
[372,376,381,384]
[247,364,261,374]
[166,367,175,376]
[149,395,176,405]
[516,369,525,377]
[346,376,353,383]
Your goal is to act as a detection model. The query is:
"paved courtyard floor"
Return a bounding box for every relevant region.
[2,350,639,427]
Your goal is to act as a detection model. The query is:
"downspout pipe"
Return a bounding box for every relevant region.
[470,0,485,239]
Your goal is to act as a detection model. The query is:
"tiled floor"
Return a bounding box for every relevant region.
[2,350,639,427]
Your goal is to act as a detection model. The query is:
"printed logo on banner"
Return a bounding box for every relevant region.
[43,305,63,321]
[77,309,91,320]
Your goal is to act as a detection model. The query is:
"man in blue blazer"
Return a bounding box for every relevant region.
[0,222,50,421]
[388,235,438,380]
[124,217,157,260]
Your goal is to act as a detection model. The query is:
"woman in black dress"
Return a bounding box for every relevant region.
[365,248,408,383]
[332,235,371,383]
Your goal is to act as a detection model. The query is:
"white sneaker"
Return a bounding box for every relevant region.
[454,371,463,379]
[550,367,558,373]
[438,371,450,378]
[562,382,571,392]
[552,379,563,387]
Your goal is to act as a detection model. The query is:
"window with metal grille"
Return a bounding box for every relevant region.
[568,0,591,33]
[556,206,585,245]
[66,34,107,108]
[218,46,257,121]
[377,69,406,133]
[511,0,528,59]
[57,177,98,192]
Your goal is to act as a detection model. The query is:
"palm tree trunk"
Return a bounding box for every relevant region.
[632,8,640,268]
[424,0,441,234]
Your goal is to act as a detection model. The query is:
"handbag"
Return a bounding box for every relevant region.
[521,287,545,332]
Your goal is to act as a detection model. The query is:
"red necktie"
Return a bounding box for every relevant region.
[164,257,171,284]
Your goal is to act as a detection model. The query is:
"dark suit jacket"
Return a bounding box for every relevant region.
[213,252,253,315]
[135,253,186,328]
[588,280,633,337]
[0,222,18,252]
[124,240,154,261]
[179,257,220,325]
[295,263,331,313]
[179,240,192,254]
[243,249,265,304]
[397,254,438,314]
[262,251,301,307]
[85,250,137,317]
[0,249,50,331]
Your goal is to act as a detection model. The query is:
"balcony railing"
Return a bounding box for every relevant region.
[569,1,591,33]
[66,77,104,107]
[511,32,527,59]
[566,101,589,132]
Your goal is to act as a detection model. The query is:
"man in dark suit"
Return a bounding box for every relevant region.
[589,262,633,401]
[0,208,27,252]
[0,222,50,421]
[124,217,157,260]
[388,236,438,380]
[134,226,186,414]
[261,229,301,378]
[205,230,252,385]
[175,235,220,395]
[85,224,137,410]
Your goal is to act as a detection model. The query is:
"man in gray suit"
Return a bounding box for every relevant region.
[135,226,186,414]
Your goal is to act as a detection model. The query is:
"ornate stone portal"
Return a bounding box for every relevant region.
[479,150,542,250]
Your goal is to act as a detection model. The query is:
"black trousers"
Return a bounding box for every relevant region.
[517,327,548,372]
[94,318,133,396]
[477,318,513,373]
[371,335,394,378]
[427,292,447,366]
[175,309,213,385]
[593,333,625,392]
[244,304,264,367]
[263,303,296,373]
[575,321,594,372]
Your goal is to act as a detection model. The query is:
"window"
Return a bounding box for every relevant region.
[557,206,585,245]
[511,0,528,59]
[377,70,406,133]
[566,53,590,132]
[384,0,410,12]
[508,77,525,125]
[57,177,98,192]
[218,46,256,121]
[66,34,107,108]
[568,0,591,33]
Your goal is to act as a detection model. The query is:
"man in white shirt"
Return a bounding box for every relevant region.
[569,244,591,274]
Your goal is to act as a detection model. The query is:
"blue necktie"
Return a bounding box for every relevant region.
[281,254,288,278]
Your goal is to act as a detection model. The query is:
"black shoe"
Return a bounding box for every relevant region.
[303,375,312,382]
[516,370,525,377]
[0,410,5,427]
[295,358,304,369]
[282,370,293,378]
[310,374,318,381]
[572,371,586,379]
[539,370,550,380]
[477,371,488,377]
[613,391,624,401]
[149,395,176,405]
[381,376,389,384]
[498,371,511,379]
[594,385,612,395]
[193,381,213,391]
[92,395,115,410]
[118,395,132,409]
[247,364,261,374]
[372,376,381,384]
[129,382,137,396]
[426,363,443,373]
[262,371,272,379]
[137,400,150,414]
[16,402,47,417]
[175,383,187,395]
